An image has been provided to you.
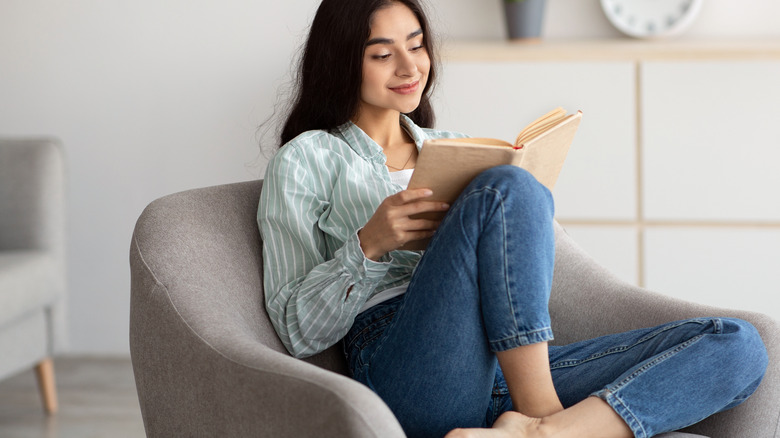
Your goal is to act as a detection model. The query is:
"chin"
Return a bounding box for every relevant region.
[397,99,423,115]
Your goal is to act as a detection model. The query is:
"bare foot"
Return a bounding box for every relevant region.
[444,411,542,438]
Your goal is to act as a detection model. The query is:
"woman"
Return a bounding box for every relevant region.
[258,0,768,437]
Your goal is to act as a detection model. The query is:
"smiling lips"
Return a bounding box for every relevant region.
[389,80,420,95]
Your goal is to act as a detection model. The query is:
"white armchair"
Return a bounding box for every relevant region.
[0,138,67,414]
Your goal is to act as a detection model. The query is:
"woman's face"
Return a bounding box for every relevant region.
[358,2,430,119]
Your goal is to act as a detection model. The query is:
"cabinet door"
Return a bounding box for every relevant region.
[644,227,780,321]
[642,61,780,317]
[642,61,780,222]
[435,61,638,221]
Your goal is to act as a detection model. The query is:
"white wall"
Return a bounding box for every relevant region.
[1,0,778,354]
[427,0,780,40]
[1,0,320,354]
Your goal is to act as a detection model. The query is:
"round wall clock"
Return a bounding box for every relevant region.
[600,0,704,39]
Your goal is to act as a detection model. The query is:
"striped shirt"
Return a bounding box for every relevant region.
[258,115,466,358]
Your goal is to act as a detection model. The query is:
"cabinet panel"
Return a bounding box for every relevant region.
[644,227,780,321]
[642,61,780,221]
[436,62,637,220]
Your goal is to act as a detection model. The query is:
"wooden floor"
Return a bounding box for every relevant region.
[0,356,145,438]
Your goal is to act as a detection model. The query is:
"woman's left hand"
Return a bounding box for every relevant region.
[357,188,449,260]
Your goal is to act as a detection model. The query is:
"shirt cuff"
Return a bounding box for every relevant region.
[337,230,393,283]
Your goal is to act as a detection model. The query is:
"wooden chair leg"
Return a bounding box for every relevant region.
[34,357,58,415]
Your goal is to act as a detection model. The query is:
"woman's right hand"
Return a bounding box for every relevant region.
[358,188,450,261]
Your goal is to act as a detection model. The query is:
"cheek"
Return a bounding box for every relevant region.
[419,55,431,80]
[421,53,431,71]
[360,65,383,97]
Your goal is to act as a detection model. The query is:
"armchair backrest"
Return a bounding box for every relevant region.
[130,180,349,374]
[0,138,65,252]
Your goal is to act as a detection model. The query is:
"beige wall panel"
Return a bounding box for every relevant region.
[644,227,780,321]
[642,61,780,222]
[436,61,637,220]
[560,225,639,287]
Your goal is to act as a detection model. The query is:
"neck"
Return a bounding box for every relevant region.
[352,109,406,150]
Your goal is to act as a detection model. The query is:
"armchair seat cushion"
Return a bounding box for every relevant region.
[0,251,60,324]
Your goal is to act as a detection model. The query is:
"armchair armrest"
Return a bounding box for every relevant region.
[550,223,780,437]
[130,251,404,437]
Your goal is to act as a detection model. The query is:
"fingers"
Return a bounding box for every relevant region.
[401,229,437,243]
[403,200,450,216]
[380,189,449,230]
[404,218,441,232]
[361,189,449,258]
[391,188,434,205]
[387,189,449,216]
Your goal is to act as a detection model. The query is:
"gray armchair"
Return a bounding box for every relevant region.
[130,180,779,437]
[0,138,67,414]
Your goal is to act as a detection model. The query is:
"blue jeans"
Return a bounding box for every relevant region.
[343,166,768,438]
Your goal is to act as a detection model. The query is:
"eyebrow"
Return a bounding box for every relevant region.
[366,28,423,47]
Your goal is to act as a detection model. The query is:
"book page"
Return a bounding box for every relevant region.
[514,107,568,147]
[516,112,582,190]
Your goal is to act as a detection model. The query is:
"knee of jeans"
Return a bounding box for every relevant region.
[719,318,769,378]
[473,166,553,211]
[475,165,533,187]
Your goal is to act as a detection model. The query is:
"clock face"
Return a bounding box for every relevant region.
[601,0,703,38]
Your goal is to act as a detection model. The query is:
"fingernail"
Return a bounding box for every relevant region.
[442,203,449,209]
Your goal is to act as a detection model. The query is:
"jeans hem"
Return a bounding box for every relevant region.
[595,390,645,438]
[489,327,554,352]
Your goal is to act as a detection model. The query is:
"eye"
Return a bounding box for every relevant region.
[410,44,424,52]
[372,53,392,60]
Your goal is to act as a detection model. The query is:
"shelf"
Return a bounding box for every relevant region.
[441,38,780,62]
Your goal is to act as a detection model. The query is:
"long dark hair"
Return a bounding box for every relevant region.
[279,0,437,146]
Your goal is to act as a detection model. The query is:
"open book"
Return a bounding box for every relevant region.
[401,107,582,250]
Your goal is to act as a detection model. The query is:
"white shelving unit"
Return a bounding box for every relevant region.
[434,39,780,319]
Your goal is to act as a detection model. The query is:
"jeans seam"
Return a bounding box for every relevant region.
[593,333,707,436]
[551,318,715,370]
[364,294,411,368]
[458,189,490,251]
[601,390,648,438]
[589,318,743,436]
[497,189,520,339]
[347,313,395,348]
[464,186,523,346]
[612,334,705,392]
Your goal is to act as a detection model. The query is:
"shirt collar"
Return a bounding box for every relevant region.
[335,115,428,163]
[400,114,428,151]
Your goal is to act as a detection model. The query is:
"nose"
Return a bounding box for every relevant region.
[396,51,418,77]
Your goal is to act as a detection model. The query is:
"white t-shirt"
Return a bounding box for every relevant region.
[387,167,414,188]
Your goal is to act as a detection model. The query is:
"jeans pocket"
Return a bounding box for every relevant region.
[344,295,404,377]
